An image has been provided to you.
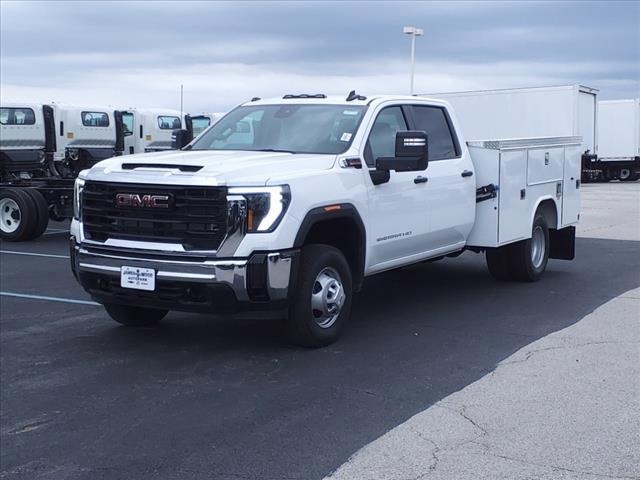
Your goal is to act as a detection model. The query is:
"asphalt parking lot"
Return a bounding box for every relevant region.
[1,183,639,480]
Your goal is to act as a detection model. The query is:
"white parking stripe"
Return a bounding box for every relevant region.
[0,250,69,259]
[0,292,99,306]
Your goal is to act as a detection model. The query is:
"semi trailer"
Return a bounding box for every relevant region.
[70,92,581,347]
[596,99,640,181]
[426,85,600,181]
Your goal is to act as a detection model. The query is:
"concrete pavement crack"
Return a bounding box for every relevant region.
[470,441,639,480]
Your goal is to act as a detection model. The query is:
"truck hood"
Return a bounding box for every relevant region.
[86,150,337,186]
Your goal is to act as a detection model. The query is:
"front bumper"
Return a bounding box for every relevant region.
[70,238,298,314]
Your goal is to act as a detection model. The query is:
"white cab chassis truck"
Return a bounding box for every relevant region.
[70,93,581,347]
[427,85,600,182]
[1,103,124,241]
[596,99,640,181]
[120,108,188,154]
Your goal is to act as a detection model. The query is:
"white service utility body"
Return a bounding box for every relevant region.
[596,99,640,181]
[70,93,581,346]
[428,85,599,181]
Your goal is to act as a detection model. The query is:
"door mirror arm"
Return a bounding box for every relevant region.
[369,169,391,185]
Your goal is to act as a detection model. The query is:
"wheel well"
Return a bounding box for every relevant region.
[537,199,558,229]
[300,217,365,291]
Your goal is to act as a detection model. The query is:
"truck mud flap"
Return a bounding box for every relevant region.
[549,226,576,260]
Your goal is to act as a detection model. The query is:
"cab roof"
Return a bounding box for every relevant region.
[242,94,449,107]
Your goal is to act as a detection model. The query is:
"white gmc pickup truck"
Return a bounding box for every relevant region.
[70,92,581,346]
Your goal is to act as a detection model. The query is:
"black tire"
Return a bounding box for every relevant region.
[24,189,50,239]
[508,212,550,282]
[285,244,353,347]
[621,171,639,182]
[0,188,38,241]
[104,303,168,327]
[486,246,513,281]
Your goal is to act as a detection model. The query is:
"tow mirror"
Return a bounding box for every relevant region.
[375,131,429,172]
[171,129,190,149]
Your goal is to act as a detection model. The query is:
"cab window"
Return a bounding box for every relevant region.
[411,106,459,160]
[82,111,109,127]
[364,106,408,167]
[158,116,181,130]
[122,112,134,136]
[191,116,211,137]
[0,107,36,125]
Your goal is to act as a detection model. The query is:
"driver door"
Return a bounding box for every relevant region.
[364,105,431,272]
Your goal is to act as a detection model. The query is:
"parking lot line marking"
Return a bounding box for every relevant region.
[0,250,70,259]
[43,230,69,236]
[0,292,100,306]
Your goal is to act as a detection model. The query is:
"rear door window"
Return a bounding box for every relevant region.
[82,111,110,127]
[158,116,181,130]
[0,107,36,125]
[411,106,459,160]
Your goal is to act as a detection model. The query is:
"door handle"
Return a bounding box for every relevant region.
[461,170,474,178]
[414,176,428,184]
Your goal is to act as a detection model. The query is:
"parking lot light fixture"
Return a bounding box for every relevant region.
[403,25,424,95]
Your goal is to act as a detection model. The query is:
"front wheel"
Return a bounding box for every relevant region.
[0,188,38,241]
[104,303,168,327]
[286,245,353,347]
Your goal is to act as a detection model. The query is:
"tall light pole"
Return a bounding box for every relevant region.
[403,26,423,95]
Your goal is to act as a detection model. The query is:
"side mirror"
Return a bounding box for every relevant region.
[171,129,190,149]
[375,131,429,172]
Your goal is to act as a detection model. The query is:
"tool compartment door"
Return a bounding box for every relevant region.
[527,147,564,185]
[562,144,582,226]
[498,149,529,244]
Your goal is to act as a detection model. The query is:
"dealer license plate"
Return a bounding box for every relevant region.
[120,266,155,291]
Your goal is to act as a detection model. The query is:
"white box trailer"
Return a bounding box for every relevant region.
[425,85,599,180]
[596,99,640,181]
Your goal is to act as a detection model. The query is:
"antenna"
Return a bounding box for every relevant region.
[180,84,184,119]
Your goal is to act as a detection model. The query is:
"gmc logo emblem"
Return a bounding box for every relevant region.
[115,193,171,209]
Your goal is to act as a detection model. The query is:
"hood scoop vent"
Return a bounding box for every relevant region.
[121,163,203,172]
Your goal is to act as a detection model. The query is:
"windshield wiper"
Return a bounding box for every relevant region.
[254,148,297,154]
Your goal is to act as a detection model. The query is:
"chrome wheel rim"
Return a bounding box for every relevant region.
[620,169,631,180]
[0,198,21,234]
[311,267,345,329]
[531,225,546,269]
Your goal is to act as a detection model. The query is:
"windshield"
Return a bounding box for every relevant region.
[190,104,367,154]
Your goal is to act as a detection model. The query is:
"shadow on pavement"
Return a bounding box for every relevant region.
[1,237,639,479]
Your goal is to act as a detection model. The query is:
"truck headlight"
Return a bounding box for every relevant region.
[73,178,85,220]
[228,185,290,233]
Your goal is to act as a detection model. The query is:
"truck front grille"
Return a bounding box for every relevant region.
[82,181,228,250]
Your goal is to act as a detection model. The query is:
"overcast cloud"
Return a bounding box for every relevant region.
[1,1,638,113]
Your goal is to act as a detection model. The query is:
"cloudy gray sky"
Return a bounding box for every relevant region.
[1,1,638,113]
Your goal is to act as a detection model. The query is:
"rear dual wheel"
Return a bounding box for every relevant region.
[0,188,49,241]
[486,212,550,282]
